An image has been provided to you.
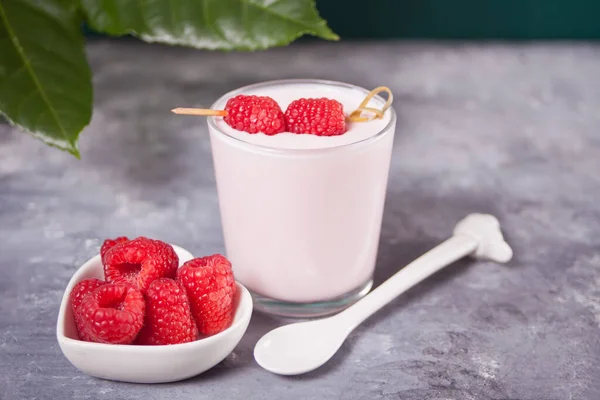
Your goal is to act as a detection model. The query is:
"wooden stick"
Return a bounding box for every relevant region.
[171,107,227,117]
[171,86,393,122]
[347,86,393,123]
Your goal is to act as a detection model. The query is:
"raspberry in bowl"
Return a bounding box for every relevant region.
[56,237,253,383]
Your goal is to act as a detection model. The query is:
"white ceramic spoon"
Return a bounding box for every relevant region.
[254,213,513,375]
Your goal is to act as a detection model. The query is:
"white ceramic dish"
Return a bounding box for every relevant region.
[56,244,253,383]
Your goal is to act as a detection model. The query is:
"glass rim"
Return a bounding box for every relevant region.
[207,79,396,155]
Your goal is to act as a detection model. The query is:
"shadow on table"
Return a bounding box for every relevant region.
[364,188,503,330]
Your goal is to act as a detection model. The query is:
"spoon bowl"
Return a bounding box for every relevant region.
[254,317,347,375]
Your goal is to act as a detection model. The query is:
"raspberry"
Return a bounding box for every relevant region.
[76,284,145,344]
[103,237,178,294]
[70,278,105,312]
[100,236,129,264]
[135,279,198,345]
[223,95,285,135]
[284,98,346,136]
[177,255,235,336]
[69,278,105,341]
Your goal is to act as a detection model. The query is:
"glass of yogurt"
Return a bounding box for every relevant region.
[207,79,396,317]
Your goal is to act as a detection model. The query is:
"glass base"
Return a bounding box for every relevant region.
[250,279,373,318]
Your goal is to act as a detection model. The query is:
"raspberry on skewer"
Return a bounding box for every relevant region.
[172,94,285,135]
[284,97,346,136]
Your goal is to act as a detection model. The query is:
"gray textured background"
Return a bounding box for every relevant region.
[1,40,599,399]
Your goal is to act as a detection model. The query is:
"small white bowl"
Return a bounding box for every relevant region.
[56,244,253,383]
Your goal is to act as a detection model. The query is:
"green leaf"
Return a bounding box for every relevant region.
[81,0,338,51]
[0,0,92,157]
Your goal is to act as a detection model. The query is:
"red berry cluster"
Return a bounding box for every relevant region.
[224,95,285,135]
[224,95,346,136]
[70,236,235,345]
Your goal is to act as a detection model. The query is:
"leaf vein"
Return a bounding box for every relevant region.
[15,86,41,119]
[239,0,324,35]
[201,0,230,45]
[135,0,147,31]
[0,2,71,146]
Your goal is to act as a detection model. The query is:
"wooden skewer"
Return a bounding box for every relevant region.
[346,86,393,123]
[171,86,393,122]
[171,107,227,116]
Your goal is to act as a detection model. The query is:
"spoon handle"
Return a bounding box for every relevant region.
[335,234,478,331]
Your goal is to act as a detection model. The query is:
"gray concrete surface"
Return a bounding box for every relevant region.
[1,40,599,400]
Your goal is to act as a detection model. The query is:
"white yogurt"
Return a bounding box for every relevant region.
[208,80,396,305]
